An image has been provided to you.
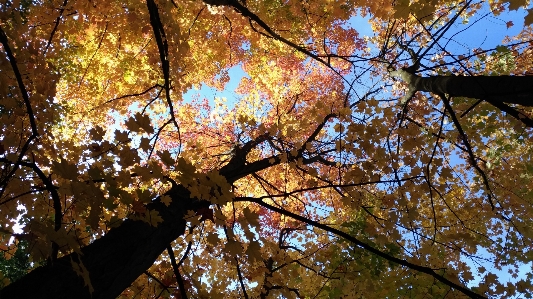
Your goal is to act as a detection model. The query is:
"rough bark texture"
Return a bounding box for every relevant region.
[0,185,202,299]
[0,140,260,299]
[394,69,533,106]
[415,75,533,106]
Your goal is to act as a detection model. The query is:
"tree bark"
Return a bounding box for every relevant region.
[0,185,202,299]
[0,138,264,299]
[393,69,533,106]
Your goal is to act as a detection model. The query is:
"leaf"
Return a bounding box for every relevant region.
[508,0,527,11]
[146,210,164,227]
[159,150,175,167]
[160,195,172,206]
[70,256,94,294]
[224,240,243,256]
[136,189,152,203]
[246,240,262,263]
[114,130,130,143]
[132,200,146,213]
[495,45,509,53]
[89,126,105,141]
[51,158,78,179]
[134,112,154,134]
[176,157,195,176]
[243,207,260,227]
[206,233,220,246]
[139,137,152,152]
[393,0,411,19]
[125,116,141,132]
[119,191,134,205]
[525,8,533,26]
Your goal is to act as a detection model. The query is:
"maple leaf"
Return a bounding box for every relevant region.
[525,8,533,26]
[225,240,243,256]
[88,143,101,153]
[507,0,527,11]
[160,195,172,206]
[70,257,94,294]
[158,150,175,167]
[243,207,260,227]
[114,130,130,143]
[134,112,154,134]
[393,0,411,19]
[246,240,262,263]
[119,191,134,205]
[146,210,163,227]
[51,159,78,179]
[89,126,105,141]
[176,157,195,175]
[136,189,152,203]
[139,137,152,152]
[132,200,147,213]
[125,116,141,132]
[206,233,220,246]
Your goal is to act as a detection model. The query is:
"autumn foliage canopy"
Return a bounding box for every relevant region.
[1,0,533,298]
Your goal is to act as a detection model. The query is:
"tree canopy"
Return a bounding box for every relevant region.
[1,0,533,298]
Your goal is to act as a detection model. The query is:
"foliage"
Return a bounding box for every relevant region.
[1,0,533,298]
[0,240,31,289]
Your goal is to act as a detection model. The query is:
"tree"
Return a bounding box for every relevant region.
[0,240,31,288]
[1,0,533,298]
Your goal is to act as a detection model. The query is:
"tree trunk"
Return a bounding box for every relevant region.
[393,69,533,106]
[0,131,273,299]
[0,185,202,299]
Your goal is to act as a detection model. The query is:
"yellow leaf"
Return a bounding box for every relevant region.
[394,4,411,19]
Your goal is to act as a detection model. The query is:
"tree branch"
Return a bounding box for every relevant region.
[167,245,189,299]
[242,197,487,299]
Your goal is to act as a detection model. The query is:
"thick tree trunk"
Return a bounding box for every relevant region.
[0,132,271,299]
[0,185,202,299]
[393,69,533,106]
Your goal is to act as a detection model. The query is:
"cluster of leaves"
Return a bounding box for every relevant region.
[0,240,31,289]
